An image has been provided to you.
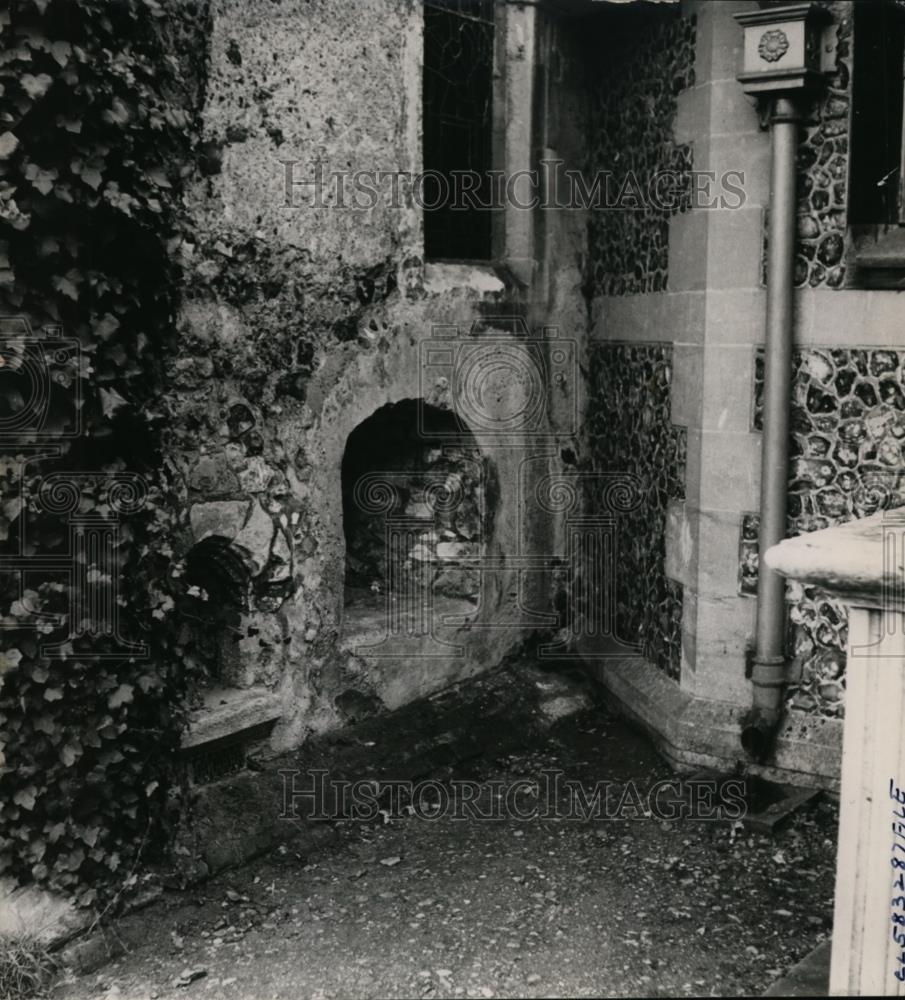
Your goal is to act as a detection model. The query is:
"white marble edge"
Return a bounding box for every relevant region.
[763,510,905,609]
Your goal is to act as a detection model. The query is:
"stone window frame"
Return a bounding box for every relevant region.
[845,0,905,289]
[419,0,542,291]
[422,0,497,263]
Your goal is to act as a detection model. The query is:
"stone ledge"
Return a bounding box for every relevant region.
[175,659,595,878]
[581,655,842,790]
[765,509,899,611]
[181,686,281,751]
[422,262,505,296]
[0,877,90,949]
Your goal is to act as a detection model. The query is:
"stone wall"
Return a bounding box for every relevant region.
[342,400,484,603]
[166,0,556,748]
[585,6,696,296]
[581,2,695,682]
[586,343,686,679]
[743,346,905,719]
[792,0,853,289]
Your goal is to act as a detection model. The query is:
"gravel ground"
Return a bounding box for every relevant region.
[54,707,838,1000]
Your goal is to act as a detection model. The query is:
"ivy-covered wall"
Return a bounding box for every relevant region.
[0,0,554,905]
[0,0,209,905]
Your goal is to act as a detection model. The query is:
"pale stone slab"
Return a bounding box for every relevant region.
[232,502,275,577]
[764,510,900,611]
[181,686,281,750]
[189,500,250,542]
[0,877,88,947]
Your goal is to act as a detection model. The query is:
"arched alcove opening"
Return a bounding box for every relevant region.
[181,536,251,690]
[340,399,487,617]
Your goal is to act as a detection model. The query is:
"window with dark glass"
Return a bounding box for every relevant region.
[422,0,495,261]
[849,0,905,225]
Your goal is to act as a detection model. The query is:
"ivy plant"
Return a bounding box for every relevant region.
[0,0,207,907]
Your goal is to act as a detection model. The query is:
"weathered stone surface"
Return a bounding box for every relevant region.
[232,502,275,577]
[266,528,292,582]
[530,669,594,724]
[186,771,317,874]
[189,500,250,542]
[789,1,852,289]
[749,347,905,718]
[0,877,89,947]
[154,0,559,754]
[765,510,895,608]
[586,343,685,680]
[342,400,485,604]
[181,686,282,750]
[588,9,696,295]
[59,932,124,974]
[188,453,239,494]
[236,456,273,494]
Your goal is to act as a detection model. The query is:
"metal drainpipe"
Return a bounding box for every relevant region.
[740,95,801,762]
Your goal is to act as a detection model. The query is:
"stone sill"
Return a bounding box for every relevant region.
[764,509,902,610]
[181,686,281,751]
[423,261,506,296]
[846,225,905,290]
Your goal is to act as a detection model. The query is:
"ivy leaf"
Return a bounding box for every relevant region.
[100,386,129,418]
[81,166,103,190]
[60,846,84,872]
[43,687,63,701]
[95,313,120,340]
[25,164,57,195]
[46,821,66,843]
[21,73,53,100]
[33,714,55,735]
[147,167,171,188]
[50,41,71,67]
[60,741,81,766]
[0,648,22,674]
[108,683,134,709]
[26,662,48,683]
[53,274,79,300]
[79,825,99,848]
[13,786,36,810]
[102,98,130,126]
[0,131,18,159]
[76,887,97,907]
